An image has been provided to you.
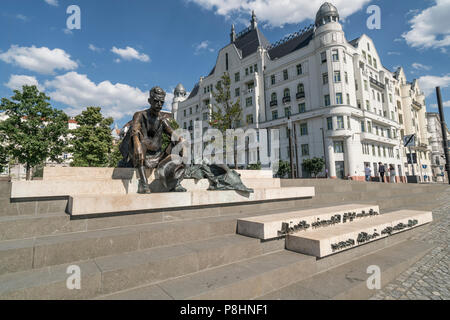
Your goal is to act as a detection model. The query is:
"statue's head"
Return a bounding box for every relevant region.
[148,86,166,113]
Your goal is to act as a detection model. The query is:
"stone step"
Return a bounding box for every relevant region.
[0,212,83,241]
[0,195,316,240]
[286,210,432,258]
[0,209,433,300]
[0,197,68,217]
[258,240,434,300]
[98,217,431,300]
[0,215,240,274]
[237,204,380,240]
[11,178,281,198]
[68,187,315,216]
[98,250,317,300]
[0,234,262,299]
[0,187,444,242]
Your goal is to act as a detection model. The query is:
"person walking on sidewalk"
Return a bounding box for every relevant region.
[378,162,385,182]
[389,164,396,183]
[365,164,372,182]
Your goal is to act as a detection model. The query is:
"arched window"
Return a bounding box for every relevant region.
[271,92,277,101]
[297,83,304,94]
[283,88,290,98]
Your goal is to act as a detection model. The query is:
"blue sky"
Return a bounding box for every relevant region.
[1,0,449,129]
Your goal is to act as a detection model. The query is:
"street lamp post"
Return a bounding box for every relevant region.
[436,87,450,185]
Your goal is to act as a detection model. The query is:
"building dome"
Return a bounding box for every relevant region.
[174,83,186,97]
[315,2,339,27]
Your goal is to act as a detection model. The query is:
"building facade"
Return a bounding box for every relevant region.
[174,2,433,181]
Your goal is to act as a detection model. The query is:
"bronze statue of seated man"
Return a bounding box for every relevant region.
[118,86,185,193]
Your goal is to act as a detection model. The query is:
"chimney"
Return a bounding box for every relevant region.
[230,24,236,43]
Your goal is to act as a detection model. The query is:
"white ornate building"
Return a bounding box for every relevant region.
[173,2,433,181]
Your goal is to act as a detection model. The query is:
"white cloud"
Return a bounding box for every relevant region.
[111,46,150,62]
[412,63,432,71]
[0,45,78,75]
[89,44,103,53]
[16,14,28,21]
[402,0,450,50]
[44,72,149,120]
[4,74,44,91]
[417,74,450,97]
[188,0,371,27]
[430,100,450,108]
[44,0,59,6]
[194,41,215,55]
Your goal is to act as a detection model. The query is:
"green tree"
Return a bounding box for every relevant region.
[107,143,123,168]
[302,157,325,178]
[0,144,8,174]
[161,118,180,151]
[276,160,291,178]
[70,106,114,167]
[209,72,243,168]
[0,85,69,180]
[209,72,242,132]
[247,162,261,170]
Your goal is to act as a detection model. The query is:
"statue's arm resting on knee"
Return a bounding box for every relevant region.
[131,112,145,166]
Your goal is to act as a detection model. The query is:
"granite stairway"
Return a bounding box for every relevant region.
[0,179,448,300]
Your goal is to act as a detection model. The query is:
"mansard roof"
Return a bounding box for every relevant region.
[348,37,360,48]
[187,83,199,99]
[233,27,270,59]
[267,26,314,60]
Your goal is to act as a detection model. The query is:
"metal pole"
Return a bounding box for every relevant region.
[321,128,327,178]
[293,121,300,178]
[409,146,415,177]
[436,87,450,184]
[288,116,294,179]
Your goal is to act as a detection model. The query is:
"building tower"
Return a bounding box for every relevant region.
[172,83,187,120]
[313,3,359,179]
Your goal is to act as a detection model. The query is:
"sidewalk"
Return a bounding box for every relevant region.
[370,186,450,300]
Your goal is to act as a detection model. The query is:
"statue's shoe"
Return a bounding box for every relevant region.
[173,185,187,192]
[138,181,152,194]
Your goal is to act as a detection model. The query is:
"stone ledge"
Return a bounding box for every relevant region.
[286,210,432,258]
[68,187,315,216]
[43,167,274,181]
[237,204,380,240]
[10,178,281,198]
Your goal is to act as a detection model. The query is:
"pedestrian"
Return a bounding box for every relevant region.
[365,164,371,182]
[378,162,385,182]
[389,164,396,183]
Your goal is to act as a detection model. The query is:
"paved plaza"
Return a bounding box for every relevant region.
[370,186,450,300]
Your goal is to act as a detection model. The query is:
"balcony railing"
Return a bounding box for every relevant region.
[296,92,305,100]
[369,77,385,90]
[282,96,291,104]
[270,100,278,107]
[412,100,422,108]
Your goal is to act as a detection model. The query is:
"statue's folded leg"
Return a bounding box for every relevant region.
[155,154,186,192]
[134,143,152,194]
[137,165,152,194]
